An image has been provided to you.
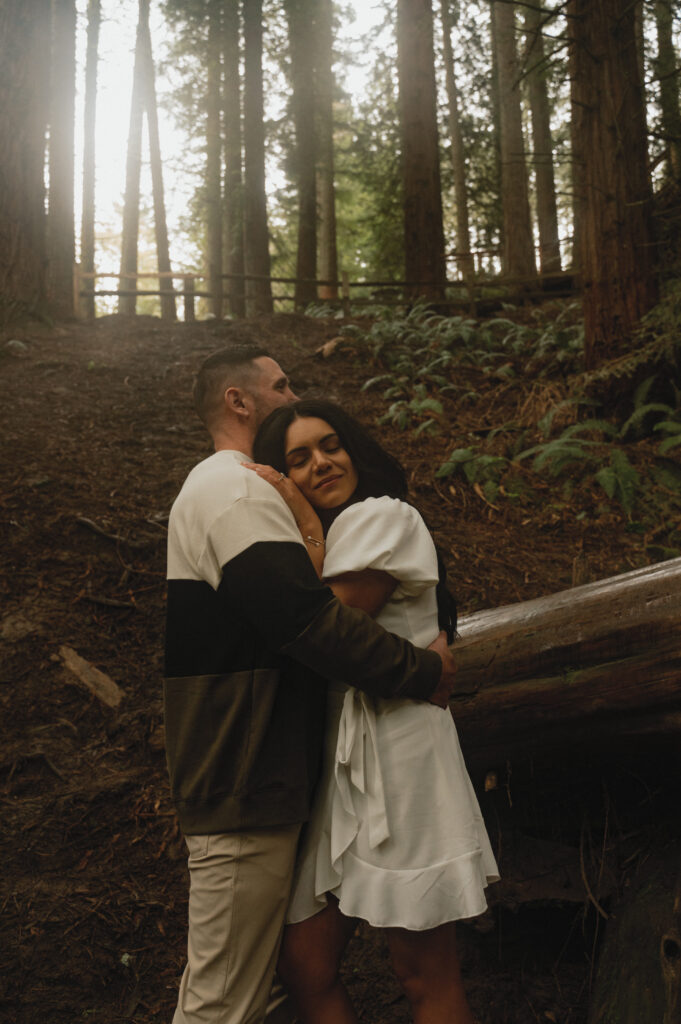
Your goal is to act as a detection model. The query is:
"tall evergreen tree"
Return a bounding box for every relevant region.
[492,0,535,278]
[523,2,561,273]
[141,3,176,320]
[0,0,50,321]
[118,0,147,315]
[440,0,474,283]
[223,0,245,317]
[284,0,318,308]
[80,0,101,319]
[570,0,658,367]
[654,0,681,182]
[243,0,273,314]
[397,0,447,298]
[205,0,223,318]
[47,0,77,318]
[315,0,338,300]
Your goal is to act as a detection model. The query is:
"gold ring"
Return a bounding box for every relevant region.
[278,473,285,482]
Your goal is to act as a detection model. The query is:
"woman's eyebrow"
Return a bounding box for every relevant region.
[285,444,308,458]
[285,433,339,458]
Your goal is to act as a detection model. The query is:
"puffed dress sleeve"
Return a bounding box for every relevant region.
[323,496,439,598]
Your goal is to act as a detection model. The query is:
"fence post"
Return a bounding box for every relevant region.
[73,263,82,320]
[341,270,350,317]
[184,278,196,322]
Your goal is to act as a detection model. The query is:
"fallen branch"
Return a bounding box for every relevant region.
[58,645,123,708]
[76,516,162,550]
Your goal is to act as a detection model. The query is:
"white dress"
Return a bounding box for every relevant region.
[287,496,499,931]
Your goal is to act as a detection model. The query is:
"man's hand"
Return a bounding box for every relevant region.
[426,631,457,708]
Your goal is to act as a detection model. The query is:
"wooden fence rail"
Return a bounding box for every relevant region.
[74,265,578,321]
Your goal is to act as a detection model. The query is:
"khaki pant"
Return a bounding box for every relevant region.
[173,824,301,1024]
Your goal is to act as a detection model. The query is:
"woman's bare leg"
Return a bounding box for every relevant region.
[385,921,475,1024]
[278,899,359,1024]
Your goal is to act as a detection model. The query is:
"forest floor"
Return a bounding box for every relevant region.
[1,311,679,1024]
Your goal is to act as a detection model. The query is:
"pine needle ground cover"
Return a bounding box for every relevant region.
[1,306,678,1023]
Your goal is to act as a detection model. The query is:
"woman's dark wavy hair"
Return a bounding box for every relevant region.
[253,399,457,642]
[254,398,407,501]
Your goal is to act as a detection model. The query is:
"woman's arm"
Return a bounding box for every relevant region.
[327,569,398,617]
[243,462,326,576]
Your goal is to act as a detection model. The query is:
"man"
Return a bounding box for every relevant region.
[165,343,458,1024]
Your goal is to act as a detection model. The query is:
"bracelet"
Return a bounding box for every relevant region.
[305,535,325,548]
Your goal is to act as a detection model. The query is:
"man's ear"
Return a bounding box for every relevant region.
[224,386,248,416]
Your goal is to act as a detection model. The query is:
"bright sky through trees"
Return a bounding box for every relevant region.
[74,0,384,270]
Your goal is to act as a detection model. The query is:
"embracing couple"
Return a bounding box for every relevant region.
[164,342,498,1024]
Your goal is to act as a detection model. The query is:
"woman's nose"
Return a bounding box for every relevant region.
[311,449,332,471]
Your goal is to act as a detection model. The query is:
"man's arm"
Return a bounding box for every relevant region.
[219,540,456,703]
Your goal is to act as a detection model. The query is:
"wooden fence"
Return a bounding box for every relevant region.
[74,264,578,321]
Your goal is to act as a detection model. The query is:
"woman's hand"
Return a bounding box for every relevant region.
[244,462,325,576]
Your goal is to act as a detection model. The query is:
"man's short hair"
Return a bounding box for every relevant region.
[194,344,270,428]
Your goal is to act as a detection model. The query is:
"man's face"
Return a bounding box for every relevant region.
[245,357,298,427]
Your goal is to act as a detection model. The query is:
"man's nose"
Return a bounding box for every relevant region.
[286,386,298,402]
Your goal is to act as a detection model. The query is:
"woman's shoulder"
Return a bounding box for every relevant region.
[326,496,429,549]
[323,495,437,583]
[335,495,420,524]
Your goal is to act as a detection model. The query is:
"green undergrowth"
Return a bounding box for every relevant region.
[337,293,681,558]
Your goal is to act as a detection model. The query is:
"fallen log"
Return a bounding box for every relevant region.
[450,557,681,765]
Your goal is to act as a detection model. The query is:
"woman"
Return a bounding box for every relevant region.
[248,399,498,1024]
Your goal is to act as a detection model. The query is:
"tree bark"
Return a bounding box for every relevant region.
[0,0,50,322]
[223,0,245,317]
[440,0,474,284]
[315,0,338,301]
[80,0,100,320]
[523,2,561,273]
[654,0,681,182]
[397,0,447,299]
[243,0,273,315]
[206,0,223,319]
[587,845,681,1024]
[492,0,535,279]
[284,0,318,309]
[118,0,147,316]
[450,557,681,767]
[571,0,658,369]
[47,0,77,318]
[141,8,175,321]
[566,0,583,269]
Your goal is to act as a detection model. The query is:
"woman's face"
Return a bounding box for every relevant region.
[284,416,359,510]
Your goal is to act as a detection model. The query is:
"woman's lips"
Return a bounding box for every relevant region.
[315,474,342,489]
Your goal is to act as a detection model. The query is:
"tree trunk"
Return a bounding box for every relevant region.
[439,0,474,284]
[243,0,273,315]
[0,0,50,322]
[566,0,583,269]
[492,0,535,279]
[450,557,681,767]
[315,0,338,301]
[205,0,223,319]
[571,0,658,369]
[523,3,561,273]
[47,0,76,319]
[285,0,318,309]
[141,8,175,321]
[654,0,681,181]
[397,0,447,299]
[587,845,681,1024]
[223,0,245,317]
[118,0,147,316]
[80,0,100,320]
